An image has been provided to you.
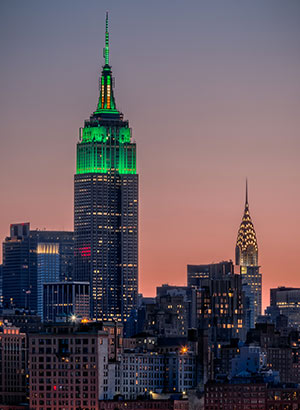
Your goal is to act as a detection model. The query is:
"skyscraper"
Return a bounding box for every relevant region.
[235,181,262,325]
[2,223,74,313]
[74,14,138,322]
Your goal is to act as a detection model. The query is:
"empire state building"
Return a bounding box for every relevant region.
[74,14,138,322]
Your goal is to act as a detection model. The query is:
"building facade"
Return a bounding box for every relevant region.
[99,400,189,410]
[28,323,110,410]
[74,14,138,322]
[188,261,245,345]
[205,382,267,410]
[205,382,300,410]
[235,182,261,326]
[120,350,196,399]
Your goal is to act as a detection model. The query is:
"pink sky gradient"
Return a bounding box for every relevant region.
[1,1,300,310]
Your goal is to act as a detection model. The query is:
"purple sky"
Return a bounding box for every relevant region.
[1,1,300,309]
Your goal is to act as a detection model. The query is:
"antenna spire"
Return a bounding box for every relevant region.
[245,178,248,206]
[104,11,109,66]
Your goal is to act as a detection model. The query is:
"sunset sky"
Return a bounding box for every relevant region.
[1,1,300,310]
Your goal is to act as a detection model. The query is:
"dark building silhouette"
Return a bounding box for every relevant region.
[187,261,235,287]
[74,14,138,322]
[246,323,300,383]
[144,285,196,337]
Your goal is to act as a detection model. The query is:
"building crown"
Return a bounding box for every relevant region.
[235,180,258,266]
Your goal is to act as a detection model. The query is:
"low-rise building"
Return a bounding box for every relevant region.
[120,352,165,399]
[28,322,109,410]
[205,381,300,410]
[120,349,196,400]
[205,381,266,410]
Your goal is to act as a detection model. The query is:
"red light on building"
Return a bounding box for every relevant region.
[78,246,91,258]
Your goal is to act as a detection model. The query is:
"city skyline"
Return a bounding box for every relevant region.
[1,1,300,310]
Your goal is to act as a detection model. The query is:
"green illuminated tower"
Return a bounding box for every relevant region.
[74,13,138,322]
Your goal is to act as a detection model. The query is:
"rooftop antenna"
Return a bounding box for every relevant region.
[103,11,109,66]
[245,178,249,206]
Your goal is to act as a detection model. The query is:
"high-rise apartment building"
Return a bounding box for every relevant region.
[235,182,262,325]
[74,14,138,322]
[2,223,74,313]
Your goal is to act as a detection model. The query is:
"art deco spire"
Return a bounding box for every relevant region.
[235,180,258,266]
[95,12,118,114]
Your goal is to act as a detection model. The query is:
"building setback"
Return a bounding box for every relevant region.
[74,14,138,322]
